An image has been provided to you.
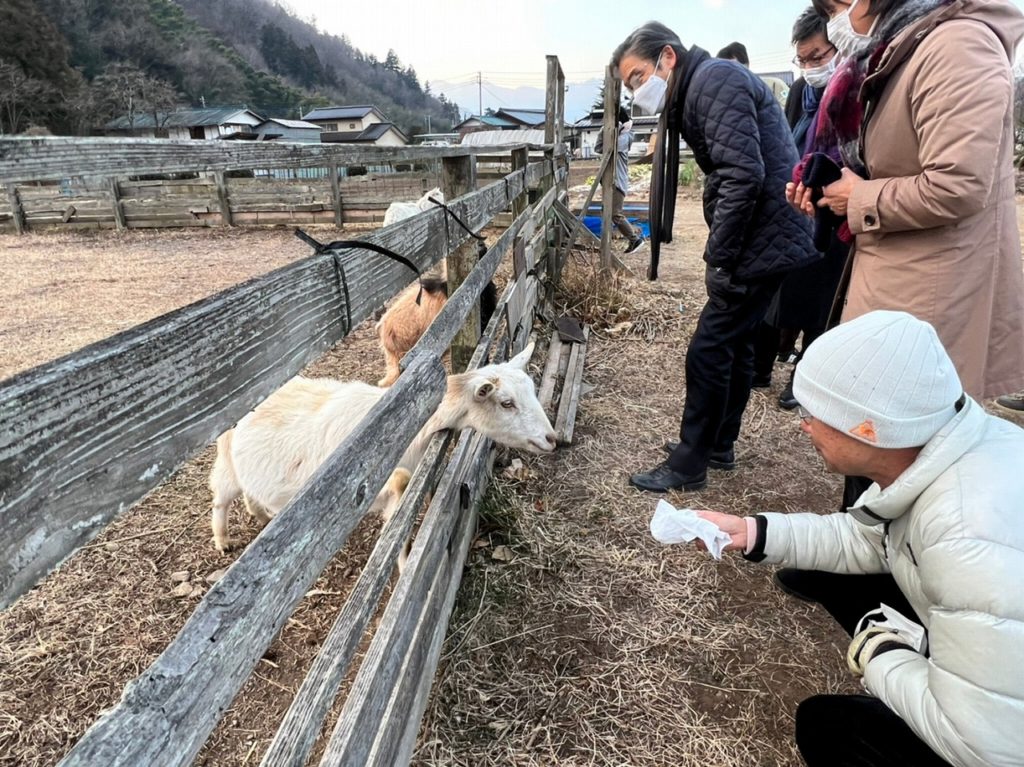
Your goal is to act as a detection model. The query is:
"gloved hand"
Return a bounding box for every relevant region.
[705,265,748,304]
[847,626,913,677]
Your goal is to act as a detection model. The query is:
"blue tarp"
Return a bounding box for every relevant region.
[582,215,651,238]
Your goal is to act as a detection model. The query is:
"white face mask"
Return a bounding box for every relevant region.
[632,51,668,115]
[803,56,837,88]
[827,0,878,59]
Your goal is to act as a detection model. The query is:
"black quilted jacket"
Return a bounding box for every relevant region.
[679,55,816,281]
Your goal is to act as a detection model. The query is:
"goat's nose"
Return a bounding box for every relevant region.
[546,432,558,449]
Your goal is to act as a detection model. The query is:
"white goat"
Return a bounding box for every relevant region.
[382,187,444,227]
[209,343,555,552]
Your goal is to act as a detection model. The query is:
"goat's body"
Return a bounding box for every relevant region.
[208,346,556,553]
[210,377,416,550]
[376,276,497,387]
[376,284,447,387]
[382,187,443,228]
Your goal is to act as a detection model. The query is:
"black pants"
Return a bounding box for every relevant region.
[668,276,782,476]
[797,695,952,766]
[782,570,950,766]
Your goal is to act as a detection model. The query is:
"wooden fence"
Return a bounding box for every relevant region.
[0,59,569,765]
[0,139,558,231]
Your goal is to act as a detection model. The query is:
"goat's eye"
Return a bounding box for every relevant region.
[500,400,516,410]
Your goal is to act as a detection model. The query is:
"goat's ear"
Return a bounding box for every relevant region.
[508,341,534,371]
[474,379,496,400]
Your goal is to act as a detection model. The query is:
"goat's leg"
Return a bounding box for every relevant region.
[210,431,242,552]
[242,495,273,527]
[378,347,402,387]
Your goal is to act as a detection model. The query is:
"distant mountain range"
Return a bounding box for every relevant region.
[433,78,604,125]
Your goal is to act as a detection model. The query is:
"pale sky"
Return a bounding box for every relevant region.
[282,0,1024,90]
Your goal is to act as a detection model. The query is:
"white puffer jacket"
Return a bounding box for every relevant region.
[758,398,1024,767]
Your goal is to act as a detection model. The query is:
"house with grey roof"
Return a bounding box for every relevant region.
[301,105,408,147]
[104,107,265,140]
[255,118,323,143]
[301,105,388,133]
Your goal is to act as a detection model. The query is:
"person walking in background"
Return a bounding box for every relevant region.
[754,7,847,410]
[613,22,815,492]
[595,105,646,255]
[696,311,1024,767]
[789,0,1024,401]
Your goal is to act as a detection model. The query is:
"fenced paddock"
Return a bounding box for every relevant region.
[0,56,573,767]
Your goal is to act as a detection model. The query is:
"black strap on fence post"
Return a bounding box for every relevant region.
[294,228,424,335]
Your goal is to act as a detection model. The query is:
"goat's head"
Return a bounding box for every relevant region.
[449,342,557,454]
[419,187,444,210]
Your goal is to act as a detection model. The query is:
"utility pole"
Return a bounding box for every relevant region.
[478,72,482,116]
[427,113,431,133]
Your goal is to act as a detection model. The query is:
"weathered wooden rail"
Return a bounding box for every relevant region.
[0,139,553,231]
[1,58,569,766]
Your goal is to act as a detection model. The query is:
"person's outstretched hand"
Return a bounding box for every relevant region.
[694,510,747,552]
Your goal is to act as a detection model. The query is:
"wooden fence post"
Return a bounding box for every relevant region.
[511,147,528,220]
[6,183,25,234]
[214,171,232,226]
[600,65,622,273]
[108,177,125,231]
[442,154,478,372]
[330,159,343,227]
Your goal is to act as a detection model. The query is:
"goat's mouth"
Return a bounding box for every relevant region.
[525,437,557,453]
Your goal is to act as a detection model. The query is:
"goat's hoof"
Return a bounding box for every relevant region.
[213,536,239,553]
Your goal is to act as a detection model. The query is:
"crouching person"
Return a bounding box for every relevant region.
[697,310,1024,767]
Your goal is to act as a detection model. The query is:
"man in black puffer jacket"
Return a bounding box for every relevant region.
[613,21,816,492]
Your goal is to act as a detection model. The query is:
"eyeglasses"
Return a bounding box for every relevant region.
[796,405,814,423]
[792,45,836,68]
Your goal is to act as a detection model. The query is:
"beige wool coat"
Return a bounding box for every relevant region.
[845,0,1024,399]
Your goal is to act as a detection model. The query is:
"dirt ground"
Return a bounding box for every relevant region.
[1,200,1023,766]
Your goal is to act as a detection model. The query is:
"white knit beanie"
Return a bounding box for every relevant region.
[792,311,963,448]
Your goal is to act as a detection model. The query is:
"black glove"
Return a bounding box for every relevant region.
[705,265,748,304]
[801,152,845,252]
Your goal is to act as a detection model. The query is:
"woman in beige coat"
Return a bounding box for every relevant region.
[795,0,1024,400]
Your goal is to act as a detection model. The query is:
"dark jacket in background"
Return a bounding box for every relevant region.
[786,77,807,130]
[676,55,815,281]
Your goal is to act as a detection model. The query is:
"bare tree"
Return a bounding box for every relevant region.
[91,62,180,133]
[0,59,56,134]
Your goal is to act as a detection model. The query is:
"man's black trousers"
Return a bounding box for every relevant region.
[784,570,951,767]
[667,275,782,476]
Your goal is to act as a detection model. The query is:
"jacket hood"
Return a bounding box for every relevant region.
[957,0,1024,60]
[866,0,1023,90]
[848,397,987,524]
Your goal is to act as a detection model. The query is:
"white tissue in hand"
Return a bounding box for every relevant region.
[650,500,733,560]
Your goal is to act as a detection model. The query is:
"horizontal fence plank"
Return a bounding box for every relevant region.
[0,137,551,183]
[0,164,543,610]
[319,429,487,767]
[57,352,448,767]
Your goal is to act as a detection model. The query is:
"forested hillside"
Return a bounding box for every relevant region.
[0,0,463,136]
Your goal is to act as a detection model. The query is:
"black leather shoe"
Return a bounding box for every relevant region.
[778,380,798,410]
[629,462,707,493]
[751,376,772,389]
[662,442,735,471]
